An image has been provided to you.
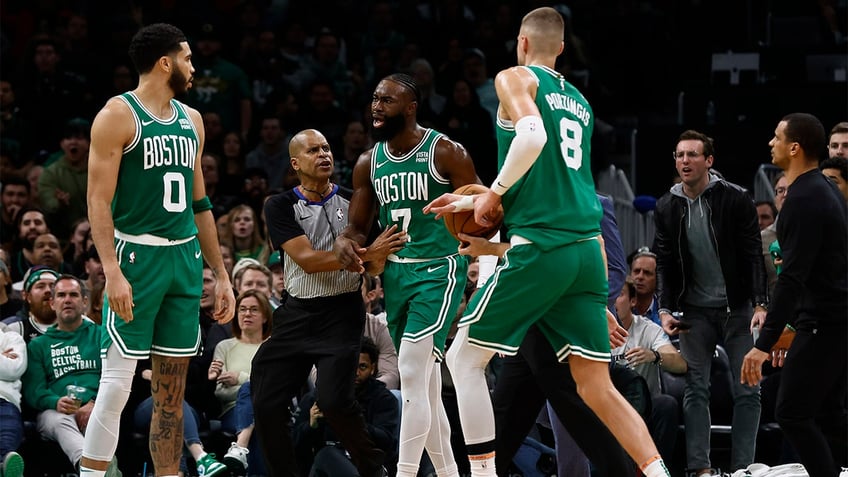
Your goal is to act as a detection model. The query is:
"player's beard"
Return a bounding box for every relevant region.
[371,112,406,143]
[168,67,191,96]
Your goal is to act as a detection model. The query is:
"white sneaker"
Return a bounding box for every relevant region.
[839,468,848,477]
[223,442,249,473]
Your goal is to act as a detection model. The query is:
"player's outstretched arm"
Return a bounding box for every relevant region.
[87,99,136,323]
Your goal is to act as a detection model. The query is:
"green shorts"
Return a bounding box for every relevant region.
[383,254,468,360]
[461,237,610,362]
[102,236,202,359]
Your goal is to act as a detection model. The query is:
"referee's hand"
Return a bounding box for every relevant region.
[334,235,366,274]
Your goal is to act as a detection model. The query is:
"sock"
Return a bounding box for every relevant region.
[469,452,496,477]
[640,455,671,477]
[396,462,419,477]
[434,463,459,477]
[78,467,106,477]
[197,451,207,460]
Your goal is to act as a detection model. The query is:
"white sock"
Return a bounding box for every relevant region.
[641,457,671,477]
[79,467,106,477]
[396,462,419,477]
[469,454,496,477]
[196,451,207,460]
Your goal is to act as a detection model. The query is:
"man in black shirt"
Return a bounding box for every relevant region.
[742,113,848,477]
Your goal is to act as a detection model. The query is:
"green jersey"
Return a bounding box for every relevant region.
[496,65,601,250]
[371,129,458,259]
[112,92,199,240]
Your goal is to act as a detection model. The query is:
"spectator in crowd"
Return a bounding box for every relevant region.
[361,274,399,391]
[202,111,224,156]
[0,177,30,251]
[654,129,766,477]
[333,120,370,189]
[38,119,90,238]
[267,251,286,308]
[25,166,44,209]
[21,275,112,472]
[201,152,239,219]
[827,121,848,158]
[436,77,497,184]
[299,79,354,151]
[81,245,105,298]
[0,322,26,477]
[762,173,789,299]
[31,233,73,275]
[755,200,778,231]
[186,23,252,140]
[612,277,688,462]
[743,112,847,477]
[0,260,23,320]
[64,218,90,276]
[226,204,270,263]
[461,48,498,125]
[629,247,661,327]
[14,36,92,158]
[245,114,290,191]
[408,58,446,128]
[219,131,247,195]
[819,155,848,201]
[219,243,235,282]
[2,266,59,342]
[284,28,356,109]
[209,289,271,475]
[293,336,400,477]
[9,207,49,282]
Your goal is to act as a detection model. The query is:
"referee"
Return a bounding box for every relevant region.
[251,129,405,477]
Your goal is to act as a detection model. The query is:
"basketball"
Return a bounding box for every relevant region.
[443,184,503,241]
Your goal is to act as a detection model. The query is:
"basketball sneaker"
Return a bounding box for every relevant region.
[2,451,24,477]
[196,453,227,477]
[223,442,250,474]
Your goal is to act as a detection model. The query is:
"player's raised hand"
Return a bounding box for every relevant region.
[105,270,134,323]
[213,278,236,324]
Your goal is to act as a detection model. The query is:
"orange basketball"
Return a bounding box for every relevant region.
[443,184,503,241]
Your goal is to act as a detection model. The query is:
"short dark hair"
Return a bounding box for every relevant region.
[128,23,187,75]
[1,175,29,194]
[830,121,848,137]
[53,274,87,297]
[677,130,715,158]
[627,246,656,269]
[820,156,848,181]
[360,335,379,365]
[383,73,422,104]
[781,112,827,162]
[755,200,778,218]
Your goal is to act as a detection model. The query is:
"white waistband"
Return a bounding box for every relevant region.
[387,253,457,264]
[114,230,195,246]
[510,235,532,246]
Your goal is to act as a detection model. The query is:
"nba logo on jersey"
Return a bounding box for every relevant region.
[129,251,136,264]
[335,208,344,222]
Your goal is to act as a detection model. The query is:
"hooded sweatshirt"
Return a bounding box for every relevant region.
[22,319,100,411]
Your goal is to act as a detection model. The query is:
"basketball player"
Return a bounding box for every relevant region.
[333,73,480,477]
[81,24,235,477]
[424,8,670,477]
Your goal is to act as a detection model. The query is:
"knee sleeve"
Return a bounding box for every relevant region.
[445,327,496,445]
[82,345,136,462]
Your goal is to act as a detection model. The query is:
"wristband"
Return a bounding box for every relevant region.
[192,196,213,214]
[652,350,661,365]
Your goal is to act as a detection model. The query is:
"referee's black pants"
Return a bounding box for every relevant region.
[251,291,385,477]
[492,325,633,477]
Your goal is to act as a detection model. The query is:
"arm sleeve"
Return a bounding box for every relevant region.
[490,115,547,195]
